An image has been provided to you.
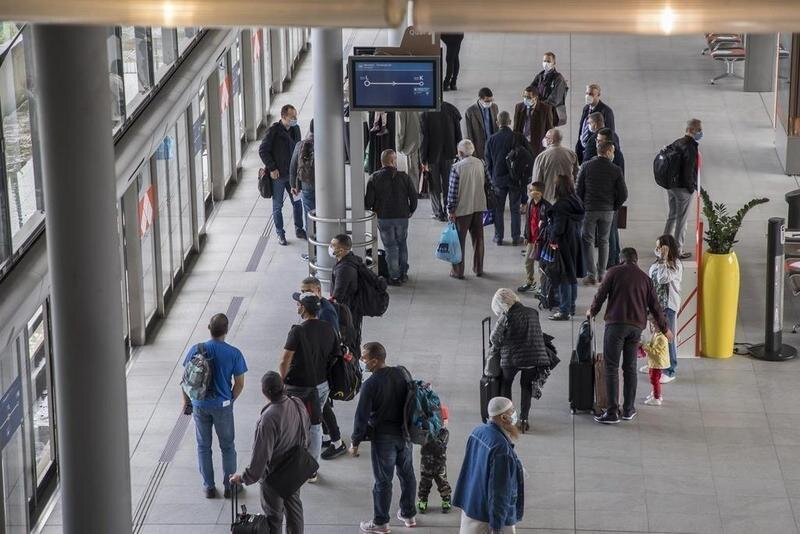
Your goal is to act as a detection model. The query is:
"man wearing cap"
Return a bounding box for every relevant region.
[229,372,310,533]
[280,292,341,474]
[453,397,524,533]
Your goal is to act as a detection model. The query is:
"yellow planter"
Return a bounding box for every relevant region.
[700,251,739,358]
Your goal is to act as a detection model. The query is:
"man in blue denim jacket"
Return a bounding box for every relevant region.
[453,397,524,533]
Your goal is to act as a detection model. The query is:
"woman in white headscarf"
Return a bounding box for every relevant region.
[487,288,552,432]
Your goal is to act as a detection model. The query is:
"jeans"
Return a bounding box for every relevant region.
[309,381,330,463]
[665,308,678,377]
[582,210,614,279]
[371,436,417,525]
[603,323,642,415]
[664,188,693,252]
[559,281,577,315]
[192,403,236,490]
[493,185,522,242]
[300,182,315,232]
[378,218,410,280]
[271,177,304,237]
[261,482,303,534]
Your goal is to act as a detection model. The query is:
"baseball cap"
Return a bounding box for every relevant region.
[292,291,321,313]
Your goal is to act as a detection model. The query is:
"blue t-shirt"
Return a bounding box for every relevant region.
[183,339,248,408]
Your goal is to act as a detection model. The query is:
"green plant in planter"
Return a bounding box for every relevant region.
[700,188,769,254]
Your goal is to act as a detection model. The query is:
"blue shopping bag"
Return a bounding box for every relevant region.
[435,223,462,264]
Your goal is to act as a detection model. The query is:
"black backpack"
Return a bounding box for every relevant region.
[327,350,362,401]
[354,261,390,317]
[505,135,535,190]
[653,142,683,189]
[332,301,357,353]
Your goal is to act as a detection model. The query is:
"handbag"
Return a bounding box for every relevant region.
[616,206,627,229]
[484,180,497,210]
[257,168,273,199]
[482,210,495,227]
[263,398,320,499]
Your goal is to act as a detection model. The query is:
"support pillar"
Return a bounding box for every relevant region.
[312,28,345,291]
[31,25,132,532]
[744,33,777,92]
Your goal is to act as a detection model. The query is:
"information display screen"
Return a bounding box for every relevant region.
[349,56,440,111]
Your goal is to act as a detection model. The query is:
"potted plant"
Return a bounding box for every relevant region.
[699,188,769,358]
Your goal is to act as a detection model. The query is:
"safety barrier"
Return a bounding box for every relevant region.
[676,175,704,357]
[305,209,377,285]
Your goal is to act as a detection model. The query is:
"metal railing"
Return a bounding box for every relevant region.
[306,208,377,285]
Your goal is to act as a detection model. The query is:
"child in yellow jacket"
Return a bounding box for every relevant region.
[642,320,670,406]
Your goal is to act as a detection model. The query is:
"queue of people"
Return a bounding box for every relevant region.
[190,45,706,533]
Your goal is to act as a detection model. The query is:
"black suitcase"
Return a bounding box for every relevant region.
[569,350,595,413]
[231,484,269,533]
[480,316,502,422]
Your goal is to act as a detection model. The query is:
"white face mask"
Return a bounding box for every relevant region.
[509,411,519,426]
[542,61,553,71]
[542,138,549,148]
[585,94,594,105]
[524,97,534,107]
[654,247,662,258]
[328,245,337,259]
[479,100,493,109]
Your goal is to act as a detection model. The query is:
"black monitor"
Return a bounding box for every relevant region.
[348,55,441,112]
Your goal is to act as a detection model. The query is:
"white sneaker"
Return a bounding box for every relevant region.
[644,397,663,406]
[360,520,391,533]
[645,392,654,401]
[660,374,676,384]
[639,365,649,374]
[397,510,417,528]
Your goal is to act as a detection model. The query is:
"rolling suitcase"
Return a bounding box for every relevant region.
[569,319,594,413]
[480,316,502,423]
[231,484,269,533]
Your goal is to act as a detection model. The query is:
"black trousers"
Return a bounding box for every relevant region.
[428,159,452,219]
[442,34,464,83]
[602,323,642,415]
[321,397,341,442]
[500,367,536,420]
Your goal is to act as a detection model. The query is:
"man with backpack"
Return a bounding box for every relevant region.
[181,313,248,499]
[485,111,533,246]
[280,292,341,472]
[364,149,418,286]
[350,342,418,533]
[289,119,314,234]
[657,118,703,259]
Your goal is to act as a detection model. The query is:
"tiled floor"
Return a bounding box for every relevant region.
[43,30,800,533]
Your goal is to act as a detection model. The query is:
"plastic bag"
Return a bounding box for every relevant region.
[482,210,495,227]
[435,223,462,264]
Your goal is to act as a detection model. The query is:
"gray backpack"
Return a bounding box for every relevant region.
[297,140,315,184]
[181,343,214,401]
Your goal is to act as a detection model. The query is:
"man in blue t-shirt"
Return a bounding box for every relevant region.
[182,313,248,499]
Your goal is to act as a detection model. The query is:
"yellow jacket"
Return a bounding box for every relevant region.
[643,332,670,369]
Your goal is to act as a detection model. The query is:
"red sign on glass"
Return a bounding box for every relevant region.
[219,75,231,114]
[138,185,155,237]
[253,31,262,61]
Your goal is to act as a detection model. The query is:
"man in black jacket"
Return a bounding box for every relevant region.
[259,104,304,245]
[421,101,462,221]
[576,84,615,162]
[577,141,627,284]
[365,149,418,285]
[330,234,363,352]
[584,126,625,268]
[664,118,702,259]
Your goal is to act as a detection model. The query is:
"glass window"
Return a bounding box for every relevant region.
[165,128,181,277]
[0,22,22,50]
[155,139,172,294]
[233,38,244,141]
[1,30,42,249]
[1,340,28,533]
[177,27,198,54]
[137,166,157,321]
[151,27,177,82]
[26,308,54,486]
[218,56,232,181]
[176,114,193,258]
[120,26,151,111]
[107,28,125,131]
[192,91,209,234]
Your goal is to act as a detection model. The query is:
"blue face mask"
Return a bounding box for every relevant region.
[523,98,533,108]
[288,118,298,128]
[694,131,703,142]
[510,411,519,426]
[359,359,369,374]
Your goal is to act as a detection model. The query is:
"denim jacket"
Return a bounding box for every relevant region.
[452,422,524,529]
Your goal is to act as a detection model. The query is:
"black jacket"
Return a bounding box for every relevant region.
[485,127,532,188]
[259,121,301,179]
[672,135,699,191]
[365,166,418,219]
[547,194,585,283]
[490,302,550,370]
[332,252,361,310]
[576,157,628,212]
[582,131,625,174]
[575,101,615,162]
[420,101,462,164]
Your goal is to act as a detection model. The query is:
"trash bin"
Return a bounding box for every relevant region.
[786,189,800,229]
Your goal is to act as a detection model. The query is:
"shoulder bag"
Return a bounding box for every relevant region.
[263,398,319,499]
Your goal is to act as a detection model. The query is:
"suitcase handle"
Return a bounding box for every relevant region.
[481,316,492,367]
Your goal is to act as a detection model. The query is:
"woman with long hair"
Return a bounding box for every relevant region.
[644,234,683,387]
[546,174,585,320]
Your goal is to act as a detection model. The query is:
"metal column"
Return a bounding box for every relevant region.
[312,28,345,292]
[31,25,132,532]
[743,34,777,92]
[350,111,368,259]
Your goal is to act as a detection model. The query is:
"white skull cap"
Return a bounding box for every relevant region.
[487,396,513,417]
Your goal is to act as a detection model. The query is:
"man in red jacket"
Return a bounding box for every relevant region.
[587,247,672,424]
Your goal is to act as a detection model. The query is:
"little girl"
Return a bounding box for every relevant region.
[642,320,670,406]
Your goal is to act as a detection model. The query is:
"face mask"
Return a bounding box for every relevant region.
[479,100,492,109]
[288,118,298,128]
[328,245,337,259]
[542,138,549,148]
[542,61,553,71]
[359,359,368,373]
[509,411,519,426]
[694,131,703,142]
[523,97,533,108]
[585,94,594,105]
[654,247,662,258]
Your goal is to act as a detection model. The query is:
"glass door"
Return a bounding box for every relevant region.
[0,338,28,533]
